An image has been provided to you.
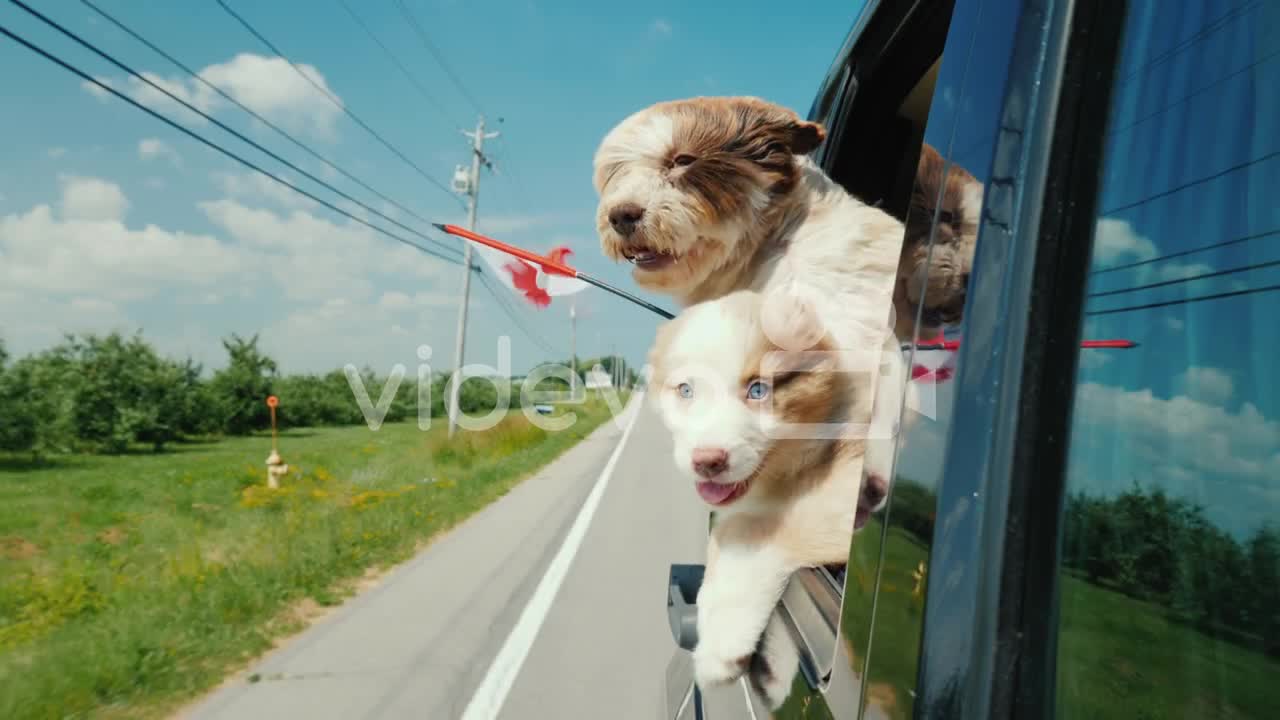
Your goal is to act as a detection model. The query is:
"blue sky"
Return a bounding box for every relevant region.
[0,0,863,376]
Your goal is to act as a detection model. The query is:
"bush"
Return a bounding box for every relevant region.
[0,331,570,456]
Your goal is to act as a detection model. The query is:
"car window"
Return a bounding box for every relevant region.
[1055,1,1280,717]
[851,0,1028,717]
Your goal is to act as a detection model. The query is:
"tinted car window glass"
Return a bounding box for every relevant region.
[1056,1,1280,717]
[852,0,1028,717]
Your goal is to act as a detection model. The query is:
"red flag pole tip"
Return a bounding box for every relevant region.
[434,223,576,277]
[906,338,1138,351]
[433,222,677,319]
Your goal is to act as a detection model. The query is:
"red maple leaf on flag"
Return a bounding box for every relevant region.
[503,260,551,307]
[546,246,573,266]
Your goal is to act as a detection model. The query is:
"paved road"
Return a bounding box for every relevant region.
[183,394,709,720]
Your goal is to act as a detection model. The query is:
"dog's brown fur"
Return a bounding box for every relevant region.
[894,143,982,341]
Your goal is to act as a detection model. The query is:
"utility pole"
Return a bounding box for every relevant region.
[448,115,499,439]
[569,297,577,398]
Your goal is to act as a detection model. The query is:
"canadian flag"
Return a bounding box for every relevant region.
[910,332,959,385]
[470,241,589,308]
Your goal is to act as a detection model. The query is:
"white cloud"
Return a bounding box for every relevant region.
[464,213,564,236]
[47,147,68,159]
[378,290,460,311]
[0,289,132,354]
[260,293,460,374]
[1072,381,1279,483]
[1,178,241,301]
[138,138,182,167]
[59,175,129,222]
[1155,261,1212,282]
[1094,218,1156,265]
[199,199,451,302]
[1092,219,1214,286]
[1177,366,1235,405]
[1079,351,1113,370]
[200,53,342,138]
[85,53,343,139]
[650,19,673,37]
[81,76,113,101]
[213,171,317,211]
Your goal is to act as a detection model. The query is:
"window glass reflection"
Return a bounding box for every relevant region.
[1057,2,1280,717]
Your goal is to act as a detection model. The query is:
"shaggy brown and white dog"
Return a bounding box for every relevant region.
[594,96,908,704]
[894,142,983,341]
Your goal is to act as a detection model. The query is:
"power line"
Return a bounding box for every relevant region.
[70,0,460,258]
[1113,1,1260,88]
[74,0,448,240]
[393,0,485,115]
[11,0,461,261]
[0,22,465,267]
[1086,282,1280,317]
[212,0,463,206]
[1108,45,1280,137]
[1091,228,1280,275]
[335,0,463,129]
[1089,258,1280,298]
[1102,150,1280,215]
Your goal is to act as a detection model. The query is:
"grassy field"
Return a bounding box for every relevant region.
[0,393,627,720]
[777,513,1278,719]
[1056,573,1277,719]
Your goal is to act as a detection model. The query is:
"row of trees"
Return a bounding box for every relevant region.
[1062,486,1280,657]
[0,333,631,457]
[885,479,1278,657]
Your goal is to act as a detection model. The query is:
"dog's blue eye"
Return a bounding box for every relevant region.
[677,382,693,398]
[746,380,770,400]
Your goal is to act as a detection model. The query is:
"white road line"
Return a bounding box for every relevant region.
[459,392,647,720]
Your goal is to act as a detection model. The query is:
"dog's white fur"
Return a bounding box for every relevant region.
[597,97,911,707]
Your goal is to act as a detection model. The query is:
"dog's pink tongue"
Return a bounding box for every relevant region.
[696,481,742,506]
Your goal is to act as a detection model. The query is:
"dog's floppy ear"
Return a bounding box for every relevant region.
[761,286,828,351]
[785,120,826,155]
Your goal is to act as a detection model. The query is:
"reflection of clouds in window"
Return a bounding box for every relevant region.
[1177,365,1235,404]
[1068,378,1280,534]
[1093,218,1156,264]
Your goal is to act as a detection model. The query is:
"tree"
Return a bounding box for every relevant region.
[68,332,182,452]
[0,354,38,454]
[211,334,277,435]
[1245,526,1280,656]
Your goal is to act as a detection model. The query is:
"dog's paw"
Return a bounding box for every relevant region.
[693,643,754,688]
[747,612,802,709]
[692,603,762,688]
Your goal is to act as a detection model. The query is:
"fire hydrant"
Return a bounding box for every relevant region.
[264,395,286,488]
[266,448,289,489]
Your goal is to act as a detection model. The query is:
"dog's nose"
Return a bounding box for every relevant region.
[608,203,645,235]
[691,448,729,479]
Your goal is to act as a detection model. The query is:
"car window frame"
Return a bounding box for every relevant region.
[912,0,1131,718]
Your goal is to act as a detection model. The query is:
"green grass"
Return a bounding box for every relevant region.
[1056,573,1278,719]
[779,511,1278,719]
[0,393,627,720]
